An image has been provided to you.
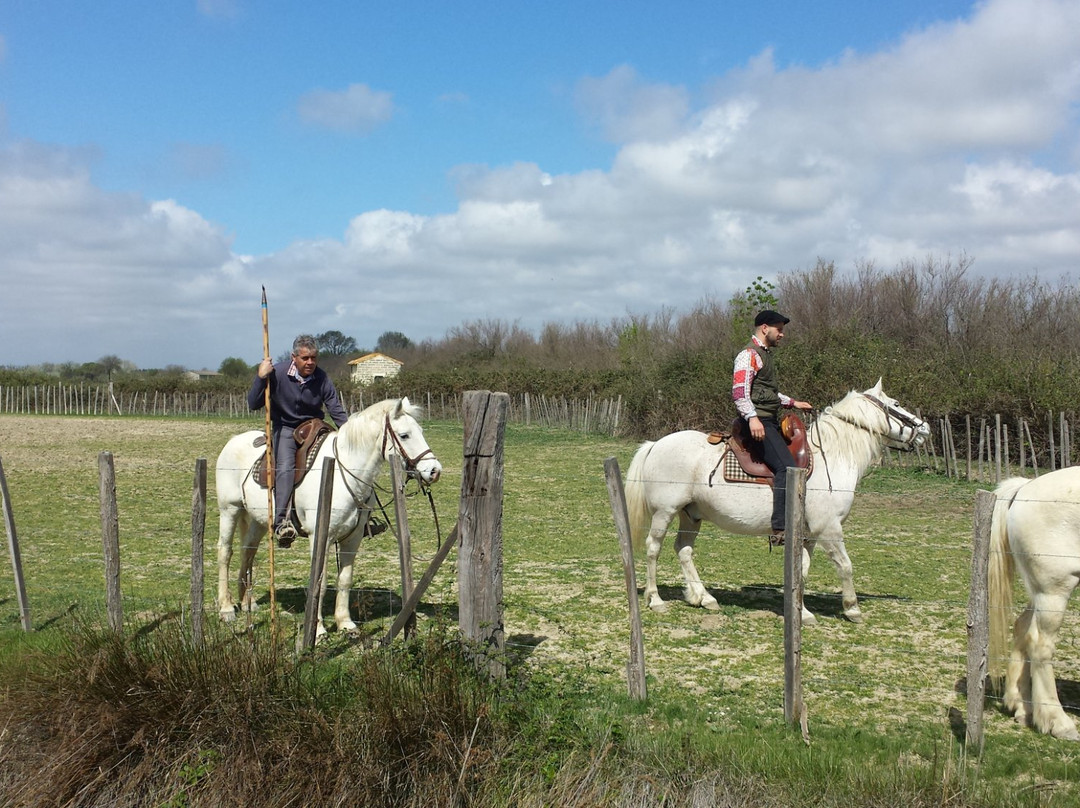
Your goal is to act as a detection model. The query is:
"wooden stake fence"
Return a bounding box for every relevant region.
[189,458,206,648]
[457,390,508,679]
[98,451,123,632]
[604,456,647,701]
[0,456,31,632]
[966,489,996,751]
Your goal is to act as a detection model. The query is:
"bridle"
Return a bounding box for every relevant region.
[333,412,437,508]
[860,394,926,451]
[822,393,925,452]
[380,413,436,477]
[811,393,927,492]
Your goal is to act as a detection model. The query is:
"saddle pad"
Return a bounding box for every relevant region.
[722,448,813,485]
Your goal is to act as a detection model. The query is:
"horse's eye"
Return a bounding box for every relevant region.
[399,433,409,441]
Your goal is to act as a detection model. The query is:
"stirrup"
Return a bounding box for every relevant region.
[274,522,298,548]
[768,531,785,550]
[364,517,387,537]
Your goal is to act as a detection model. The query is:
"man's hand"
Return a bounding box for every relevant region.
[257,358,274,379]
[749,415,765,440]
[792,400,812,411]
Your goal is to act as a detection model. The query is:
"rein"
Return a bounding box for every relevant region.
[332,411,442,544]
[813,393,925,492]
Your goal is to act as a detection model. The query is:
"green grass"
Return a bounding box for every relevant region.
[1,413,1079,805]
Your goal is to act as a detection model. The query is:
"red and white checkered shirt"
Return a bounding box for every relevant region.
[732,334,793,420]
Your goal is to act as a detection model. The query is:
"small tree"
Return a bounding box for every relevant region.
[218,357,252,378]
[316,331,358,357]
[375,331,413,353]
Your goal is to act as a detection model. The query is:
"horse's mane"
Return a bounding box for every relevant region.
[338,397,422,452]
[810,390,888,470]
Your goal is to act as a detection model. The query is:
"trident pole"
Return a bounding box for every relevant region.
[262,287,278,631]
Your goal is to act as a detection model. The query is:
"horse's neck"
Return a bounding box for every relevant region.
[331,430,382,478]
[810,415,883,479]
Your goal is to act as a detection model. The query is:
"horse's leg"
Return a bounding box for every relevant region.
[217,507,241,621]
[643,508,676,612]
[807,523,862,624]
[1027,593,1080,740]
[1004,605,1033,725]
[674,511,718,611]
[331,530,363,633]
[236,521,263,614]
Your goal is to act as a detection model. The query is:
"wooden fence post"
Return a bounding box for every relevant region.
[604,456,648,701]
[966,489,995,752]
[389,456,417,640]
[784,467,808,740]
[98,451,123,632]
[301,457,336,650]
[0,456,32,631]
[458,390,508,679]
[189,458,207,648]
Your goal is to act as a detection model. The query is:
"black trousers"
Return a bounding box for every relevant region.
[759,416,796,532]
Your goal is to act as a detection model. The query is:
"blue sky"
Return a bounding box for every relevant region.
[1,0,1078,369]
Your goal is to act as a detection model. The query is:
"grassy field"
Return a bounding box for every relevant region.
[1,411,1079,805]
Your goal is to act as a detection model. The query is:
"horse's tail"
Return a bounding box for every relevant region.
[987,476,1027,687]
[624,441,656,553]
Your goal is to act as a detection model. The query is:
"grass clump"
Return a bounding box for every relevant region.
[0,613,1067,808]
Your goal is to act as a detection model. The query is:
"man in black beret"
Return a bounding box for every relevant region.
[732,310,812,546]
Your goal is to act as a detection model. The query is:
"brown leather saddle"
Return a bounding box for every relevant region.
[251,418,334,488]
[707,413,811,484]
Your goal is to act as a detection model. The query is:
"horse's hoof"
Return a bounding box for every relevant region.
[649,601,670,614]
[219,610,236,623]
[801,610,818,626]
[337,620,358,633]
[844,609,864,624]
[702,598,721,612]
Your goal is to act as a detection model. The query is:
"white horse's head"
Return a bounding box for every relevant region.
[380,396,443,484]
[859,378,930,451]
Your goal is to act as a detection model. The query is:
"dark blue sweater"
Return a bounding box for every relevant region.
[247,362,348,430]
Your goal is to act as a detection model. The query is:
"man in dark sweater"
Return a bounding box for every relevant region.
[732,310,812,546]
[248,334,348,546]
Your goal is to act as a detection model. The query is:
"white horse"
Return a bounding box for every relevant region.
[988,467,1080,740]
[624,380,929,624]
[216,397,442,637]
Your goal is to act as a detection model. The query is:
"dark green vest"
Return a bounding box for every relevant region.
[747,342,781,418]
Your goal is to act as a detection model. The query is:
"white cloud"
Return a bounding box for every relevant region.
[196,0,240,20]
[575,64,690,143]
[297,83,395,134]
[3,0,1080,369]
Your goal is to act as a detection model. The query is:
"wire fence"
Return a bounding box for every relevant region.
[0,384,624,435]
[1,412,1078,747]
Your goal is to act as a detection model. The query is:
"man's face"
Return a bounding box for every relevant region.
[292,349,318,378]
[762,323,785,347]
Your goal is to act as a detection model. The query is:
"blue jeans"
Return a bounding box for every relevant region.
[272,426,297,527]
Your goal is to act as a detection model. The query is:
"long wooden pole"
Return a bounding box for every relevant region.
[262,287,277,630]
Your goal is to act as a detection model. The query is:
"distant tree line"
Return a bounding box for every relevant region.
[4,257,1079,440]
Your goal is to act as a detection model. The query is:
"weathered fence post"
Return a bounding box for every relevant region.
[0,456,32,631]
[98,451,123,632]
[301,457,336,650]
[458,390,508,679]
[190,458,207,647]
[389,455,417,639]
[604,456,648,701]
[966,489,995,752]
[784,467,808,740]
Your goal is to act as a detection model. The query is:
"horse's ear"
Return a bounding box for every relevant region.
[871,378,883,396]
[400,396,411,412]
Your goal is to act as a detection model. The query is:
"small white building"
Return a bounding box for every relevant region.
[185,369,223,382]
[348,352,403,385]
